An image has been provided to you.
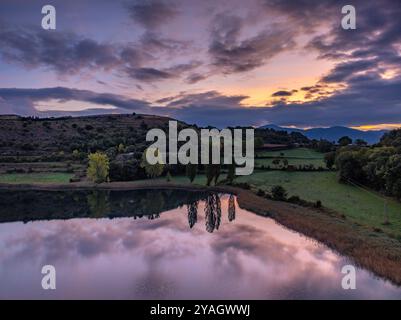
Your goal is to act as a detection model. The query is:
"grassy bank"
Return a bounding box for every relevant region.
[0,172,73,184]
[255,147,326,168]
[236,170,401,239]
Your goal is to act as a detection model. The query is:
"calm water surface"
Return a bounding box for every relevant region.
[0,190,400,299]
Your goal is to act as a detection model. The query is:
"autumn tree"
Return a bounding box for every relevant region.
[140,148,164,178]
[87,152,110,183]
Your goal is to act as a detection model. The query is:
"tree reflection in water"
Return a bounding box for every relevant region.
[186,193,236,232]
[187,201,198,228]
[87,190,111,218]
[0,189,236,233]
[205,194,222,233]
[228,194,236,222]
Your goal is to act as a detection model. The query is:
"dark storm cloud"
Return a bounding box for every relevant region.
[126,0,177,29]
[301,84,323,93]
[322,59,379,83]
[0,26,197,83]
[0,87,150,115]
[140,31,190,52]
[127,67,174,81]
[272,90,292,97]
[208,14,296,74]
[0,28,120,74]
[2,77,401,128]
[185,73,208,84]
[306,0,401,66]
[126,61,200,82]
[160,91,249,108]
[263,0,341,27]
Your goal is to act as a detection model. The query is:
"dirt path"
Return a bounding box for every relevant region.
[1,180,401,286]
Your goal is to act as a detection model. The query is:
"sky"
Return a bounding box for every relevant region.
[0,0,400,129]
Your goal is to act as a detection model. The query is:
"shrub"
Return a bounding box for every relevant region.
[233,182,251,190]
[257,189,266,197]
[186,163,197,183]
[271,185,287,201]
[109,159,145,181]
[140,121,148,130]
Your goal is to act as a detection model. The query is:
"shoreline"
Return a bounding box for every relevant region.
[1,180,401,286]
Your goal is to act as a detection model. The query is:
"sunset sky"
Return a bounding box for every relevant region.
[0,0,400,129]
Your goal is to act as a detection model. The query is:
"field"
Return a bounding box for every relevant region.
[255,147,326,168]
[256,148,324,158]
[0,173,73,184]
[171,147,401,239]
[236,170,401,239]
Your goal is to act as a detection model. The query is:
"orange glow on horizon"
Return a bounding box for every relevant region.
[352,124,401,131]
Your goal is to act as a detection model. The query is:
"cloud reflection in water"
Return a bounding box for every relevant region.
[0,194,400,299]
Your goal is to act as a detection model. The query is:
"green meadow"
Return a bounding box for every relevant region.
[0,173,73,184]
[255,147,326,168]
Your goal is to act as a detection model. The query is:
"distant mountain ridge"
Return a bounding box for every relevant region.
[260,124,389,144]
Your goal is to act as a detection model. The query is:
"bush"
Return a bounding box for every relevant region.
[257,189,266,197]
[233,182,251,190]
[271,185,287,201]
[324,151,336,169]
[315,200,322,208]
[109,159,145,181]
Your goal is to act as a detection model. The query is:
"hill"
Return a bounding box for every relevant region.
[0,114,178,161]
[260,124,388,144]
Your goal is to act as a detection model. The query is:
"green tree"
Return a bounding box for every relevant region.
[186,163,198,183]
[117,143,125,153]
[72,149,80,160]
[271,185,287,201]
[338,136,352,146]
[355,139,367,146]
[384,154,401,199]
[272,158,281,168]
[254,137,264,149]
[140,148,164,178]
[214,164,221,185]
[87,152,109,183]
[324,151,336,169]
[335,150,365,183]
[227,162,236,184]
[205,164,214,186]
[316,139,334,153]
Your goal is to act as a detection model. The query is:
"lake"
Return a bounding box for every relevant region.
[0,189,400,299]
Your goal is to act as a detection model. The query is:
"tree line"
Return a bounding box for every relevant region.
[324,129,401,200]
